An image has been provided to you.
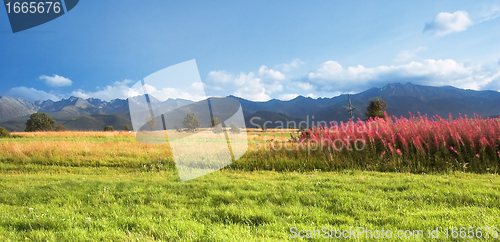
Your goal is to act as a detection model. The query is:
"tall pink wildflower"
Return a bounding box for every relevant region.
[397,133,408,152]
[388,142,394,154]
[396,149,402,156]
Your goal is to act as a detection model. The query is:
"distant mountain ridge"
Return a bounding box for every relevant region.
[1,82,500,131]
[0,95,193,131]
[0,95,192,121]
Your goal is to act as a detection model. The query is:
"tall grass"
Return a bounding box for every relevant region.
[273,113,500,173]
[2,114,500,174]
[0,132,173,169]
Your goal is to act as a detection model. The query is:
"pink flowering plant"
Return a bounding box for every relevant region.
[236,112,500,173]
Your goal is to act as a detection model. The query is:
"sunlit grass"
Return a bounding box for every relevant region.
[1,131,500,240]
[0,169,499,241]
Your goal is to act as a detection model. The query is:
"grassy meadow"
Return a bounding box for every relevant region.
[0,124,500,241]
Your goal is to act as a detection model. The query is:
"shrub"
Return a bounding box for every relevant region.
[173,125,183,132]
[55,124,67,132]
[0,127,10,138]
[124,125,130,131]
[104,126,114,132]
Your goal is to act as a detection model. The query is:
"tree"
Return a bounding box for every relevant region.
[104,126,114,132]
[210,118,223,134]
[55,124,67,132]
[182,113,200,132]
[365,98,387,119]
[25,113,56,132]
[124,125,130,131]
[230,123,240,134]
[0,127,10,138]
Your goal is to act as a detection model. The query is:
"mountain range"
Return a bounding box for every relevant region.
[1,82,499,131]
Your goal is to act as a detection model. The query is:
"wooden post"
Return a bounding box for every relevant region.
[348,94,355,120]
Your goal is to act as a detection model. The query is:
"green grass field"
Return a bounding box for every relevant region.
[1,132,500,241]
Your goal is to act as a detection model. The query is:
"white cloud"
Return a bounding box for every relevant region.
[39,75,73,87]
[424,11,472,36]
[207,68,286,101]
[276,59,305,72]
[278,93,299,101]
[7,80,137,102]
[482,71,500,91]
[394,46,427,63]
[8,58,500,103]
[285,82,313,91]
[206,60,303,101]
[297,82,313,91]
[71,79,206,101]
[207,70,233,84]
[476,5,500,23]
[7,79,207,103]
[7,87,59,101]
[231,72,271,101]
[152,82,206,101]
[263,81,283,94]
[258,65,286,80]
[70,79,134,101]
[305,93,316,99]
[306,59,500,93]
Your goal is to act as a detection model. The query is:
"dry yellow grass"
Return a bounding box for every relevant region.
[0,130,295,170]
[0,131,276,168]
[1,132,173,167]
[11,131,136,138]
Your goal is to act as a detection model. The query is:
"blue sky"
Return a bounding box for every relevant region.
[1,0,500,102]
